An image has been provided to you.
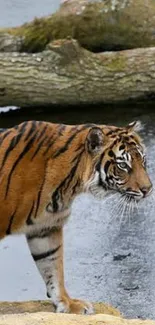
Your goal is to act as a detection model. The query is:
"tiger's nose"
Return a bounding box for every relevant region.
[140,184,152,197]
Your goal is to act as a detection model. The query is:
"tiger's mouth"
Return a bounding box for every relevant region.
[120,190,145,201]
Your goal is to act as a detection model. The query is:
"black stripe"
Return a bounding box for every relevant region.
[106,128,121,136]
[27,226,59,240]
[46,278,53,286]
[98,175,107,189]
[64,149,84,189]
[53,125,92,158]
[18,121,27,133]
[24,121,36,141]
[110,139,118,148]
[47,292,51,298]
[43,135,55,156]
[43,139,53,156]
[52,194,59,213]
[0,124,27,172]
[108,150,115,158]
[31,135,47,160]
[128,141,137,146]
[53,129,81,158]
[34,173,46,218]
[52,150,84,212]
[58,124,66,136]
[119,144,125,150]
[71,146,85,163]
[27,228,52,240]
[42,124,66,156]
[6,211,16,235]
[106,130,114,136]
[36,125,48,142]
[96,155,107,189]
[0,130,12,146]
[75,143,84,152]
[5,134,37,198]
[0,137,17,171]
[95,152,106,188]
[32,245,61,261]
[72,178,80,195]
[26,201,35,225]
[104,160,111,174]
[96,152,105,172]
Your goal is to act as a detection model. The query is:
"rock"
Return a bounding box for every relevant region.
[59,0,88,15]
[1,0,154,53]
[1,0,155,53]
[0,300,121,316]
[0,311,155,325]
[0,301,154,325]
[0,33,23,52]
[58,0,155,52]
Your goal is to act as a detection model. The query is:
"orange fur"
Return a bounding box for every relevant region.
[0,120,152,314]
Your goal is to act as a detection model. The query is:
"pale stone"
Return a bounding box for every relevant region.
[0,301,154,325]
[0,311,155,325]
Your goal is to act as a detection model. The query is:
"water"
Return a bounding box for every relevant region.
[0,0,155,320]
[0,0,61,28]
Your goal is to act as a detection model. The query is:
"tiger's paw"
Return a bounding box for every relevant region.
[56,297,94,314]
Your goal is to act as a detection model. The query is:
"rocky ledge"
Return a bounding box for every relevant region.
[0,301,154,325]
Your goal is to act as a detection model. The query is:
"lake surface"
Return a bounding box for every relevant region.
[0,0,61,27]
[1,0,155,320]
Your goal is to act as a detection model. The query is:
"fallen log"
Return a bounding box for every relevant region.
[0,39,155,107]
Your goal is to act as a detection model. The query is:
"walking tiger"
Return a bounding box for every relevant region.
[0,120,152,314]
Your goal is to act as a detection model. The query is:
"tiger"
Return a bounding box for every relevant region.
[0,120,152,315]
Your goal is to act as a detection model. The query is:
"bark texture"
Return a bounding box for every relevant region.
[0,39,155,107]
[0,0,155,53]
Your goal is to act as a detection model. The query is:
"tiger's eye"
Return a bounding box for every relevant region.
[118,162,127,169]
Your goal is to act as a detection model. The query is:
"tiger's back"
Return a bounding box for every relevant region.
[0,120,93,239]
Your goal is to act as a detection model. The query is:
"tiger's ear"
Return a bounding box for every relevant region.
[86,127,104,154]
[126,120,143,132]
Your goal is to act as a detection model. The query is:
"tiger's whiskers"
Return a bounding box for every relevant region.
[119,196,128,227]
[108,194,126,223]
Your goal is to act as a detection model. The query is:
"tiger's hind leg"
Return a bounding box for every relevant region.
[26,227,94,315]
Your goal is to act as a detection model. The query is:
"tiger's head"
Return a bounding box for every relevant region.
[85,121,152,201]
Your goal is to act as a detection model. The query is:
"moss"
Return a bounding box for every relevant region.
[106,54,126,71]
[1,0,155,53]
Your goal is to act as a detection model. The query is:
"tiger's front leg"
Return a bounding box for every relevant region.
[26,227,94,314]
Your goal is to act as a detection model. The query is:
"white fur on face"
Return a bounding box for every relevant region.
[85,170,108,200]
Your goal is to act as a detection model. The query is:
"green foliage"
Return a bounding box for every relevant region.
[2,0,155,53]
